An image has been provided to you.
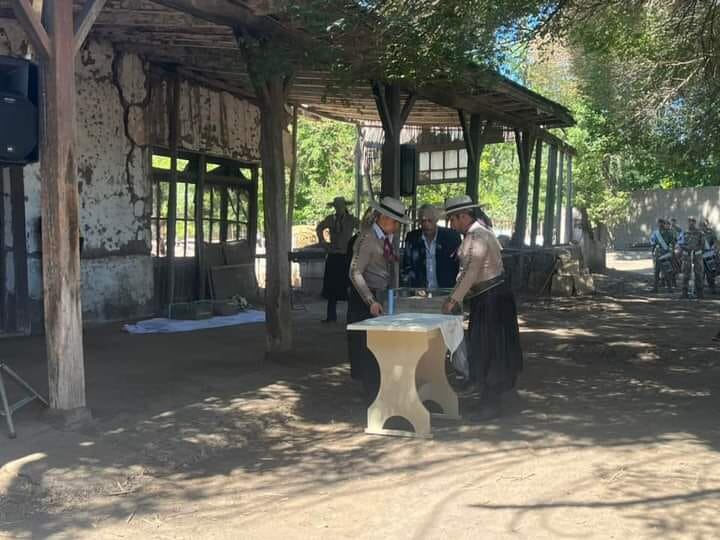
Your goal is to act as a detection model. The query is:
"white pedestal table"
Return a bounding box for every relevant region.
[347,313,464,438]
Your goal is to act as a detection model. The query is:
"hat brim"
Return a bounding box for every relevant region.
[369,201,411,224]
[327,199,353,207]
[443,203,481,216]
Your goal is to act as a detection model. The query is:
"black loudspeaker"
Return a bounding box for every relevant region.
[0,56,39,165]
[400,144,416,196]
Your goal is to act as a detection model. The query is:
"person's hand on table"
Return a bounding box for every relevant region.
[441,298,458,315]
[370,301,384,317]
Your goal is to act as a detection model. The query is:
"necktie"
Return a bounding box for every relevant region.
[383,237,397,262]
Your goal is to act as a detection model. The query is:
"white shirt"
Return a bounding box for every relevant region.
[423,232,438,289]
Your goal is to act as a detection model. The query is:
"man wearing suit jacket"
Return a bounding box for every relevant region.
[402,204,462,289]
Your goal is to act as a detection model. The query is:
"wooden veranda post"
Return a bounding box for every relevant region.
[530,139,543,247]
[236,29,293,353]
[564,155,574,243]
[287,105,298,242]
[166,71,180,306]
[543,145,558,247]
[511,129,536,247]
[372,82,415,197]
[11,0,107,409]
[458,111,488,203]
[555,150,565,244]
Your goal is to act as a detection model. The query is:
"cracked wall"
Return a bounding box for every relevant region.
[2,20,263,329]
[1,20,153,325]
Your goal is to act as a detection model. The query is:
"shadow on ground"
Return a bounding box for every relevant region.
[1,272,719,539]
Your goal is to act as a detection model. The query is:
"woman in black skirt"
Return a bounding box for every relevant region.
[441,195,523,420]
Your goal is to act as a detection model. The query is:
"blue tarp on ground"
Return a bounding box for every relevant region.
[122,310,266,334]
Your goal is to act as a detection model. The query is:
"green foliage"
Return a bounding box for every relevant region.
[286,0,553,85]
[292,117,357,225]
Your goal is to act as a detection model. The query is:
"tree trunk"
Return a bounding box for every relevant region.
[237,31,293,354]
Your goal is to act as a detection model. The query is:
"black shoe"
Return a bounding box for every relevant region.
[713,333,720,343]
[466,403,502,422]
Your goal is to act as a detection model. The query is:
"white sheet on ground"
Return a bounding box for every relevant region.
[122,310,265,334]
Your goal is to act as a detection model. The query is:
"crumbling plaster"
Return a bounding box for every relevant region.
[1,19,154,324]
[1,19,263,327]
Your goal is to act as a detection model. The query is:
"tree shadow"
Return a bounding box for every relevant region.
[0,288,718,538]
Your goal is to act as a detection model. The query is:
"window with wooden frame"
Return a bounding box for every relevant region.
[150,151,257,259]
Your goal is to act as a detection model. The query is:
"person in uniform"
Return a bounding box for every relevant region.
[316,197,359,322]
[700,219,718,294]
[348,196,410,400]
[401,204,462,290]
[441,195,523,420]
[670,217,683,242]
[678,217,705,299]
[649,218,675,293]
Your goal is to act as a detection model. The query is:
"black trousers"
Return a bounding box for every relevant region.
[346,286,381,402]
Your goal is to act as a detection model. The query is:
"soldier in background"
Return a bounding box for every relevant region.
[678,217,705,299]
[649,218,675,293]
[701,219,718,294]
[669,217,683,242]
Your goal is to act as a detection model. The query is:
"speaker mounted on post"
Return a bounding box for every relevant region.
[0,56,40,165]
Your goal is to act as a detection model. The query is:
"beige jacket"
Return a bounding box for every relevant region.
[349,224,393,306]
[450,221,504,303]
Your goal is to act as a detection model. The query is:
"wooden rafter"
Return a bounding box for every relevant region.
[73,0,108,55]
[11,0,51,58]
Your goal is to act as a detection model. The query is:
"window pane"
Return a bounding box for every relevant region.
[159,183,169,218]
[238,191,249,221]
[445,150,458,169]
[176,183,186,219]
[151,154,189,172]
[186,183,196,220]
[430,151,443,170]
[203,190,212,218]
[151,221,158,256]
[459,168,468,178]
[459,149,468,167]
[430,171,444,180]
[419,152,429,172]
[212,188,223,219]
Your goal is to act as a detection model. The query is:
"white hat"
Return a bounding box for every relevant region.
[369,196,411,224]
[443,195,481,216]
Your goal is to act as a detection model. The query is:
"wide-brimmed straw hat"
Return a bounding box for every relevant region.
[443,195,481,216]
[369,196,411,224]
[327,196,353,208]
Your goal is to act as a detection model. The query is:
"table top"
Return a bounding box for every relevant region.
[346,313,462,333]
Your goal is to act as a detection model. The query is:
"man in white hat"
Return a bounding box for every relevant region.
[347,196,410,400]
[316,197,360,322]
[442,195,523,420]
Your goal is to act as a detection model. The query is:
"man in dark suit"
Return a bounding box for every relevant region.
[402,204,462,289]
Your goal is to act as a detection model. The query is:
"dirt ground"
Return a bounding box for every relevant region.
[1,257,719,540]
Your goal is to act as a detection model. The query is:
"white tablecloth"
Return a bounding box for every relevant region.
[347,313,464,353]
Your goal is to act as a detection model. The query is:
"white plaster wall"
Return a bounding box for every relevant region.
[1,19,154,325]
[2,19,263,327]
[613,187,720,248]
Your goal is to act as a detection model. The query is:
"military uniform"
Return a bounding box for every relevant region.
[678,224,705,298]
[649,225,675,292]
[702,225,718,293]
